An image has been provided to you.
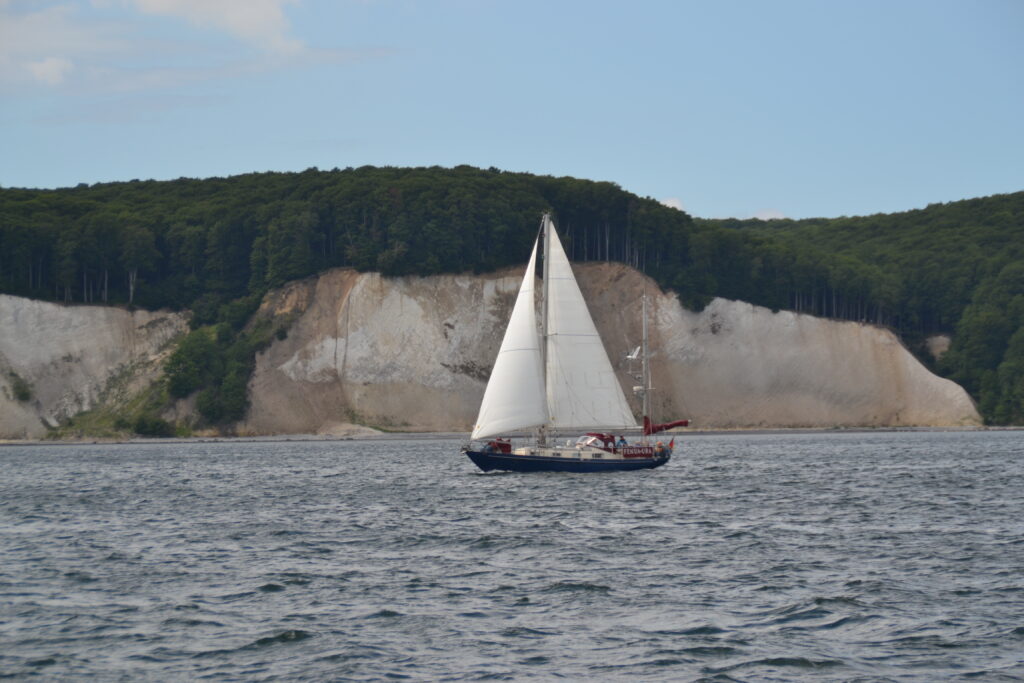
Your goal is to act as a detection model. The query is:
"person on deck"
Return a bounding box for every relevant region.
[616,436,627,449]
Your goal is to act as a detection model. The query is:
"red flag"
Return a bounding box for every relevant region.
[669,438,675,450]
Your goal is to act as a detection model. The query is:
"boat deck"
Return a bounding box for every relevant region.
[512,445,657,461]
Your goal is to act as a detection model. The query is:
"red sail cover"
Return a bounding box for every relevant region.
[643,416,690,435]
[585,433,617,447]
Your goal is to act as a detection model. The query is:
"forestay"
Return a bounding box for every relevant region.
[471,239,547,440]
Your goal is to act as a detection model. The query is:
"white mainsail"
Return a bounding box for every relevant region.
[543,218,637,432]
[471,239,546,440]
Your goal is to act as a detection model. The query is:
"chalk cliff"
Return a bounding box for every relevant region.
[0,265,981,439]
[241,264,980,434]
[0,295,188,439]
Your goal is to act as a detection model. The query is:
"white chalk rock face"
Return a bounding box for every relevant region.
[0,263,981,439]
[668,300,979,427]
[240,266,516,432]
[0,294,188,438]
[242,264,980,434]
[242,269,516,434]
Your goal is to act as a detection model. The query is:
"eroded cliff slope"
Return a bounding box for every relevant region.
[242,265,980,434]
[0,295,188,438]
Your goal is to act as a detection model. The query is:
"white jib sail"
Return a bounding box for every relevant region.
[543,218,637,432]
[471,238,547,440]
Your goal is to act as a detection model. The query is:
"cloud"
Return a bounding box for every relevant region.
[27,56,74,84]
[0,3,130,87]
[1,0,383,95]
[751,208,786,220]
[1,0,390,118]
[126,0,303,54]
[660,197,685,211]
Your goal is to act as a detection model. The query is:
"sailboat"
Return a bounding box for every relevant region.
[462,214,688,473]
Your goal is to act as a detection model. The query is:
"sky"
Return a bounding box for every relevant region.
[1,0,1022,220]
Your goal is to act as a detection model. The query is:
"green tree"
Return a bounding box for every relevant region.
[120,222,159,304]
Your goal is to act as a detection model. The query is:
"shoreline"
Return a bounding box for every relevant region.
[1,425,1019,448]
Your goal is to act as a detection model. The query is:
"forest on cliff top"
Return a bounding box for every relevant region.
[1,165,1021,424]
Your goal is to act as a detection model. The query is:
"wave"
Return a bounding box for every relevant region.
[191,630,314,658]
[542,581,612,593]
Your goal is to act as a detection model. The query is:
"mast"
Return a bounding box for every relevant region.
[642,291,651,424]
[536,212,635,440]
[538,214,550,446]
[640,291,652,444]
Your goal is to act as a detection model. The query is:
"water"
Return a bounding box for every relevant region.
[1,431,1022,681]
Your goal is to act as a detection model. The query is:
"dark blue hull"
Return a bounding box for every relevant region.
[464,449,670,473]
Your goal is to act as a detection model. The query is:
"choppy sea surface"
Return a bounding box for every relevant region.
[1,430,1022,681]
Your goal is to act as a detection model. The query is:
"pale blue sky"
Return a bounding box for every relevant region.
[1,0,1021,219]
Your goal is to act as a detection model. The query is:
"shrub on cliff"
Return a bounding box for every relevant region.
[164,315,281,425]
[133,414,174,437]
[8,373,32,402]
[165,329,221,399]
